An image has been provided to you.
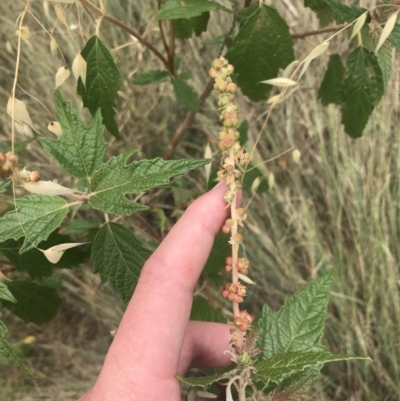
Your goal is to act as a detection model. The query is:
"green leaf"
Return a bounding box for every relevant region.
[2,281,62,325]
[225,5,294,102]
[39,91,107,179]
[323,0,367,23]
[339,47,384,138]
[64,219,98,235]
[377,41,393,89]
[89,151,210,215]
[238,120,249,145]
[254,350,366,383]
[0,233,86,279]
[0,179,11,194]
[77,36,121,139]
[173,77,201,112]
[132,70,169,85]
[318,54,345,106]
[190,297,226,323]
[0,283,16,303]
[177,371,233,387]
[92,222,151,302]
[242,166,269,194]
[0,196,69,253]
[0,314,33,377]
[304,0,334,26]
[389,23,400,51]
[157,0,231,20]
[203,233,230,282]
[173,12,210,39]
[258,270,334,359]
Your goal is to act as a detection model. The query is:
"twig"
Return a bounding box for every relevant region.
[168,20,176,75]
[158,0,169,56]
[79,0,169,70]
[291,24,349,39]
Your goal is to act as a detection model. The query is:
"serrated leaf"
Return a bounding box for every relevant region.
[132,70,169,85]
[0,179,11,194]
[304,0,334,26]
[377,41,393,89]
[0,233,85,279]
[0,196,69,253]
[2,281,62,324]
[339,47,384,138]
[77,36,121,139]
[258,270,334,359]
[318,54,345,105]
[190,297,226,323]
[157,0,230,20]
[0,283,16,303]
[177,371,233,387]
[89,151,210,215]
[225,5,294,102]
[254,350,366,383]
[324,0,367,23]
[39,91,107,179]
[173,77,201,112]
[389,22,400,50]
[0,314,33,377]
[173,12,210,39]
[92,222,151,302]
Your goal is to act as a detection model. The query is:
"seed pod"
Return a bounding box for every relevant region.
[48,121,62,137]
[16,26,31,40]
[222,225,230,234]
[40,242,85,264]
[7,97,34,128]
[268,172,275,189]
[6,41,13,54]
[55,66,70,88]
[292,149,301,164]
[72,53,87,86]
[50,36,58,55]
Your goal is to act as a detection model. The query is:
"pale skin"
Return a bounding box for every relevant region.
[79,182,236,401]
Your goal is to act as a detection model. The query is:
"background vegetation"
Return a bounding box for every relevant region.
[0,0,399,400]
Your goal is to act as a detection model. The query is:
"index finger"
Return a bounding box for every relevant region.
[100,182,231,379]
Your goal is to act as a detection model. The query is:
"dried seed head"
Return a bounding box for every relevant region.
[7,97,34,128]
[222,225,230,234]
[72,53,87,86]
[55,66,70,88]
[209,67,218,78]
[48,121,62,137]
[231,233,243,245]
[234,317,244,327]
[292,149,301,164]
[16,26,31,40]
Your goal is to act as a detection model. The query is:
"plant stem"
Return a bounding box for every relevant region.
[79,0,170,70]
[291,24,349,39]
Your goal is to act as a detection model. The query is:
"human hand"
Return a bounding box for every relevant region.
[80,182,234,401]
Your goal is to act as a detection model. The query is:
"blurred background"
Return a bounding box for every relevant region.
[0,0,399,400]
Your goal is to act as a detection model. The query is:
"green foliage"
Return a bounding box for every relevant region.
[92,222,151,302]
[324,0,367,23]
[225,5,294,102]
[1,281,61,325]
[177,371,232,387]
[39,91,107,179]
[77,36,121,139]
[258,271,334,359]
[190,297,226,323]
[389,23,400,51]
[157,0,230,20]
[254,350,366,383]
[318,54,345,105]
[377,41,393,89]
[0,283,16,303]
[0,196,69,253]
[0,314,33,377]
[173,77,201,112]
[132,70,169,85]
[339,47,384,138]
[0,233,85,279]
[173,12,210,39]
[89,151,209,215]
[203,233,230,282]
[304,0,335,26]
[0,179,11,194]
